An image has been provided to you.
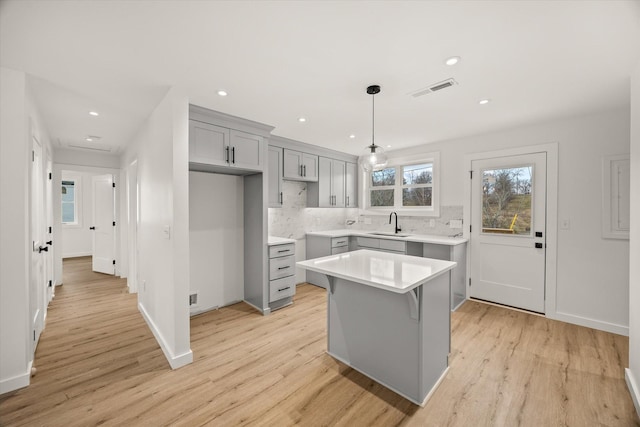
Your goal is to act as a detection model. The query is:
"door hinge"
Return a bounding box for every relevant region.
[48,172,52,180]
[32,151,34,161]
[112,182,115,188]
[112,260,116,265]
[113,221,116,226]
[48,226,52,233]
[48,280,52,288]
[469,278,472,287]
[469,170,473,179]
[470,225,472,233]
[33,330,36,341]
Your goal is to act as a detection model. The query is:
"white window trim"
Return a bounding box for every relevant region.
[359,152,440,217]
[61,172,82,229]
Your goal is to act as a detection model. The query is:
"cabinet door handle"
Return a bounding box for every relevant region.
[278,266,290,270]
[280,192,283,204]
[225,146,230,163]
[336,241,346,245]
[300,164,303,177]
[278,286,291,292]
[303,165,306,176]
[231,146,235,164]
[346,196,349,206]
[277,249,290,253]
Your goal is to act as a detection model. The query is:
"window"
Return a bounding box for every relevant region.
[61,180,77,224]
[365,153,439,215]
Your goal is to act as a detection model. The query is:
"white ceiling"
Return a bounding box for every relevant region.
[1,1,639,156]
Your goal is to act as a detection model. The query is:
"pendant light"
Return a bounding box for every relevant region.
[360,85,388,172]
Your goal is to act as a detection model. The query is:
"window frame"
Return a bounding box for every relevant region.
[61,172,82,228]
[362,152,440,217]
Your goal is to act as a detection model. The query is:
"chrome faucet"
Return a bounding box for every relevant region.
[389,212,401,234]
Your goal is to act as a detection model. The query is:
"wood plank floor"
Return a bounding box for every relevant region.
[1,256,638,426]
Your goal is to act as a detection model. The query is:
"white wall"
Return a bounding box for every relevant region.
[189,172,244,313]
[128,87,192,369]
[390,108,630,335]
[0,68,54,393]
[627,61,640,416]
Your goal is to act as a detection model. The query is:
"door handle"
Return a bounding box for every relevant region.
[535,243,543,249]
[38,246,48,253]
[46,241,53,245]
[89,226,95,230]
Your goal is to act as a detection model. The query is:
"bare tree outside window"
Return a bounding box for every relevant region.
[482,166,532,235]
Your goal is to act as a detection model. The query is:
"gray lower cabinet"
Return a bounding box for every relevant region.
[306,235,351,288]
[269,243,296,307]
[423,243,467,310]
[268,146,283,207]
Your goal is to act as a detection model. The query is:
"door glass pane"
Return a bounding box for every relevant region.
[402,187,432,207]
[61,180,76,223]
[482,166,532,235]
[371,168,395,186]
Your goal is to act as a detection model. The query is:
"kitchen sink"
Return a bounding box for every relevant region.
[367,232,411,238]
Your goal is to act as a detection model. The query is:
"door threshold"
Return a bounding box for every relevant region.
[469,297,545,317]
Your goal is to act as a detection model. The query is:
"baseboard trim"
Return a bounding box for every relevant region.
[549,311,628,336]
[138,302,193,370]
[62,252,92,258]
[243,299,270,316]
[626,368,640,418]
[0,361,31,395]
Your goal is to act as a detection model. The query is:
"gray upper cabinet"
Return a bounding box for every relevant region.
[283,149,318,182]
[308,157,345,207]
[268,146,283,208]
[189,120,230,167]
[345,162,358,208]
[189,119,263,172]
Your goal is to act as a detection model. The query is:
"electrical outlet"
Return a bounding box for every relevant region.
[189,293,198,306]
[450,219,463,228]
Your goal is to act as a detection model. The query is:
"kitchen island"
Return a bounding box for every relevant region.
[297,249,456,406]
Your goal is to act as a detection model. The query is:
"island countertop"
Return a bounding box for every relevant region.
[297,249,456,294]
[305,229,467,246]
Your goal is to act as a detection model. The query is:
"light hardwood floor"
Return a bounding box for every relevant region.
[1,256,638,426]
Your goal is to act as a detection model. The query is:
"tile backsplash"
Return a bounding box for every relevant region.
[268,180,464,239]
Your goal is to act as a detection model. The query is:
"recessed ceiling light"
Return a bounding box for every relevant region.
[445,56,460,66]
[349,134,356,139]
[217,90,228,97]
[89,111,99,116]
[479,99,490,105]
[85,137,93,142]
[298,117,307,123]
[386,145,392,148]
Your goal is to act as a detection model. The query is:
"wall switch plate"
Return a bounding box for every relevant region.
[163,225,171,239]
[560,219,570,230]
[450,219,463,228]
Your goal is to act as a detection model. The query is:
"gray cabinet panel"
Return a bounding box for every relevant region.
[345,162,358,207]
[268,146,283,208]
[189,120,229,167]
[230,130,263,171]
[283,149,318,182]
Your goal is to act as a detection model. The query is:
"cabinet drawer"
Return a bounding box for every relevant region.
[331,237,349,248]
[269,255,295,280]
[269,275,296,302]
[379,239,406,253]
[269,244,295,258]
[356,237,380,249]
[331,246,349,255]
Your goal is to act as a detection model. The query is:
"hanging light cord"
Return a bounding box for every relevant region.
[371,93,375,150]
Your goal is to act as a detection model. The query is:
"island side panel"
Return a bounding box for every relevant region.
[419,271,451,401]
[327,277,420,402]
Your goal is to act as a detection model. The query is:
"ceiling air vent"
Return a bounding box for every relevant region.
[410,78,458,98]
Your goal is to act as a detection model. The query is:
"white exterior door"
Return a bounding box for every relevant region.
[45,151,54,303]
[470,152,547,313]
[91,174,115,275]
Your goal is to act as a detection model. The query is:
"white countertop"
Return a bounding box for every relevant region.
[297,249,457,294]
[268,236,296,246]
[306,229,467,246]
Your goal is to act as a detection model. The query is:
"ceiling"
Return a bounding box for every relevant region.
[1,1,639,156]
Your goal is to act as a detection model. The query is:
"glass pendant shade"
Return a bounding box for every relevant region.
[360,144,388,172]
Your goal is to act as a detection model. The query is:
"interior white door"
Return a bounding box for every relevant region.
[30,134,45,353]
[92,174,115,275]
[45,150,54,303]
[470,152,547,313]
[127,160,138,292]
